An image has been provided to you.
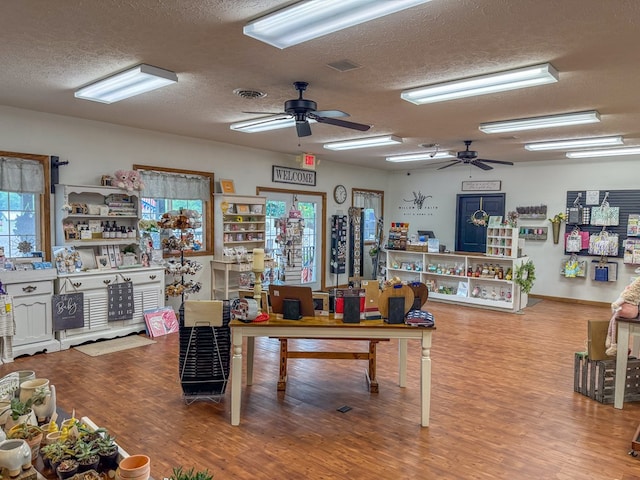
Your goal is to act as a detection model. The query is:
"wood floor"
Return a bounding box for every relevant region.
[3,299,640,480]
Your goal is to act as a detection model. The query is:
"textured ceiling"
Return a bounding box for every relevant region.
[1,0,639,171]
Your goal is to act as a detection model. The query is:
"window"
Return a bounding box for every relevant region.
[0,151,50,259]
[134,165,213,256]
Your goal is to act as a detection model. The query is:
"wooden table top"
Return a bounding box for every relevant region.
[230,314,435,330]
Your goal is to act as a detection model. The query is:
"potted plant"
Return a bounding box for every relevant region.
[41,441,67,471]
[7,421,44,460]
[74,439,100,472]
[169,466,214,480]
[4,397,37,431]
[95,433,119,471]
[56,457,79,480]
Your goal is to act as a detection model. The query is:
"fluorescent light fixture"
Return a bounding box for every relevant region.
[74,64,178,104]
[479,110,600,134]
[525,135,623,151]
[230,115,318,133]
[567,146,640,158]
[244,0,431,49]
[401,63,559,105]
[386,151,456,163]
[323,135,403,151]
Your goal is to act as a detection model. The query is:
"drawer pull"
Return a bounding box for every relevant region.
[72,282,82,288]
[149,275,157,280]
[123,277,131,282]
[103,279,111,285]
[22,285,37,293]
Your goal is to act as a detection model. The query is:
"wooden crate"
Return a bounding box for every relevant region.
[574,352,640,404]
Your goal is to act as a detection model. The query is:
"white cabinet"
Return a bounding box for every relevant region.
[386,250,526,312]
[1,269,60,359]
[486,227,522,258]
[55,266,165,349]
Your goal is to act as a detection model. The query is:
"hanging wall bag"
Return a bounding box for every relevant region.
[565,227,585,253]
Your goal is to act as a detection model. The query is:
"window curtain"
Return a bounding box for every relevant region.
[353,190,382,218]
[0,157,45,193]
[139,170,210,200]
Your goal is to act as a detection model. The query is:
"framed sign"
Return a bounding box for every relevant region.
[462,180,502,191]
[52,292,85,331]
[107,282,135,321]
[272,165,317,186]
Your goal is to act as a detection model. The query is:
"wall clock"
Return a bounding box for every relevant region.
[333,184,347,204]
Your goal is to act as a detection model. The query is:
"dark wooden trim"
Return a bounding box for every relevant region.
[351,187,384,216]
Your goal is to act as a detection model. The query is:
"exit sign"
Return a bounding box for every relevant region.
[302,153,316,170]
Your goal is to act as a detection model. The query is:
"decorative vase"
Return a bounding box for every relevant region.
[19,378,49,403]
[4,410,37,432]
[552,222,561,244]
[0,439,32,477]
[33,385,56,423]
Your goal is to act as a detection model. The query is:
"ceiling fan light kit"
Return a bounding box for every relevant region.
[401,63,559,105]
[524,135,623,151]
[74,64,178,104]
[386,151,456,162]
[566,146,640,158]
[243,0,431,49]
[437,140,514,171]
[479,110,600,134]
[324,135,403,151]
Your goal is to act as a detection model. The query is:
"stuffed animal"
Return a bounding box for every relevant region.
[113,169,144,192]
[606,277,640,356]
[128,170,144,191]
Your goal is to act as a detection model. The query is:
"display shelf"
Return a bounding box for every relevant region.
[214,194,267,260]
[386,250,525,312]
[486,227,522,258]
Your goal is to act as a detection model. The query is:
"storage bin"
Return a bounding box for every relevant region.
[573,353,640,404]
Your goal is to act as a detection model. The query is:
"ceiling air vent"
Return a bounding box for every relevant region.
[233,88,267,99]
[326,59,361,72]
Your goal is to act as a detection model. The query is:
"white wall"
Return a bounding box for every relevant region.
[0,106,387,301]
[385,158,640,304]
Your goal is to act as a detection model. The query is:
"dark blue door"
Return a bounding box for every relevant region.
[455,194,506,252]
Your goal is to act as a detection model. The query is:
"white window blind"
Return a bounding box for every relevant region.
[0,156,45,193]
[139,169,210,200]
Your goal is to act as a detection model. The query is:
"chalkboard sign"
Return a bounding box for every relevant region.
[52,292,85,331]
[108,282,135,321]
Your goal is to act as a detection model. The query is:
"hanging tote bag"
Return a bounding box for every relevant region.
[565,227,583,253]
[591,194,620,227]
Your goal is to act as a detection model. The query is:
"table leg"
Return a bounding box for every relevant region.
[398,338,408,387]
[615,322,631,409]
[231,329,243,426]
[421,331,432,427]
[367,340,379,393]
[278,338,288,391]
[246,336,255,386]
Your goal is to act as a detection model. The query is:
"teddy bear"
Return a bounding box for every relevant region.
[605,276,640,356]
[113,169,144,192]
[127,170,144,191]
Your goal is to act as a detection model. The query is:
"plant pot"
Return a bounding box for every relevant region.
[57,459,79,480]
[19,378,49,403]
[4,410,37,432]
[78,455,100,473]
[118,455,150,480]
[99,448,119,472]
[0,439,32,477]
[552,222,560,244]
[7,425,43,461]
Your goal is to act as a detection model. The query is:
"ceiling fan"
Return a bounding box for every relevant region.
[437,140,514,170]
[246,81,371,138]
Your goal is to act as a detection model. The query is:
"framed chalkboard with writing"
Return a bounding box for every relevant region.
[107,282,135,321]
[52,293,85,331]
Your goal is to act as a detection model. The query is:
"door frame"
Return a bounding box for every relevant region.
[256,186,327,290]
[455,193,506,252]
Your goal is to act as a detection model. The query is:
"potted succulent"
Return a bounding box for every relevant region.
[169,466,214,480]
[95,433,119,471]
[56,457,79,480]
[7,421,44,460]
[74,439,100,472]
[41,441,68,471]
[4,397,37,431]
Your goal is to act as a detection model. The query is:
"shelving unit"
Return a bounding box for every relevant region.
[386,250,525,312]
[53,184,165,348]
[486,227,522,258]
[212,194,266,299]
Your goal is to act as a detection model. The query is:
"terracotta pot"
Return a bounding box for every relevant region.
[118,455,150,480]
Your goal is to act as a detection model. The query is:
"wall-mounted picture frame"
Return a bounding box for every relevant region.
[462,180,501,191]
[95,255,111,270]
[220,179,235,194]
[236,204,250,214]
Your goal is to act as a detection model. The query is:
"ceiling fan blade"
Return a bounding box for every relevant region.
[471,160,494,171]
[437,160,461,170]
[476,158,514,165]
[241,111,285,115]
[296,120,312,137]
[314,110,350,118]
[310,114,371,131]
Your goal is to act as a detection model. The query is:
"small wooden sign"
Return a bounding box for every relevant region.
[107,282,135,321]
[52,292,85,331]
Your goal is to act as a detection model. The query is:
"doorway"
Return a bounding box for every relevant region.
[456,194,505,252]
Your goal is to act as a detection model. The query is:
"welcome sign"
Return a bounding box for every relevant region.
[272,165,316,186]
